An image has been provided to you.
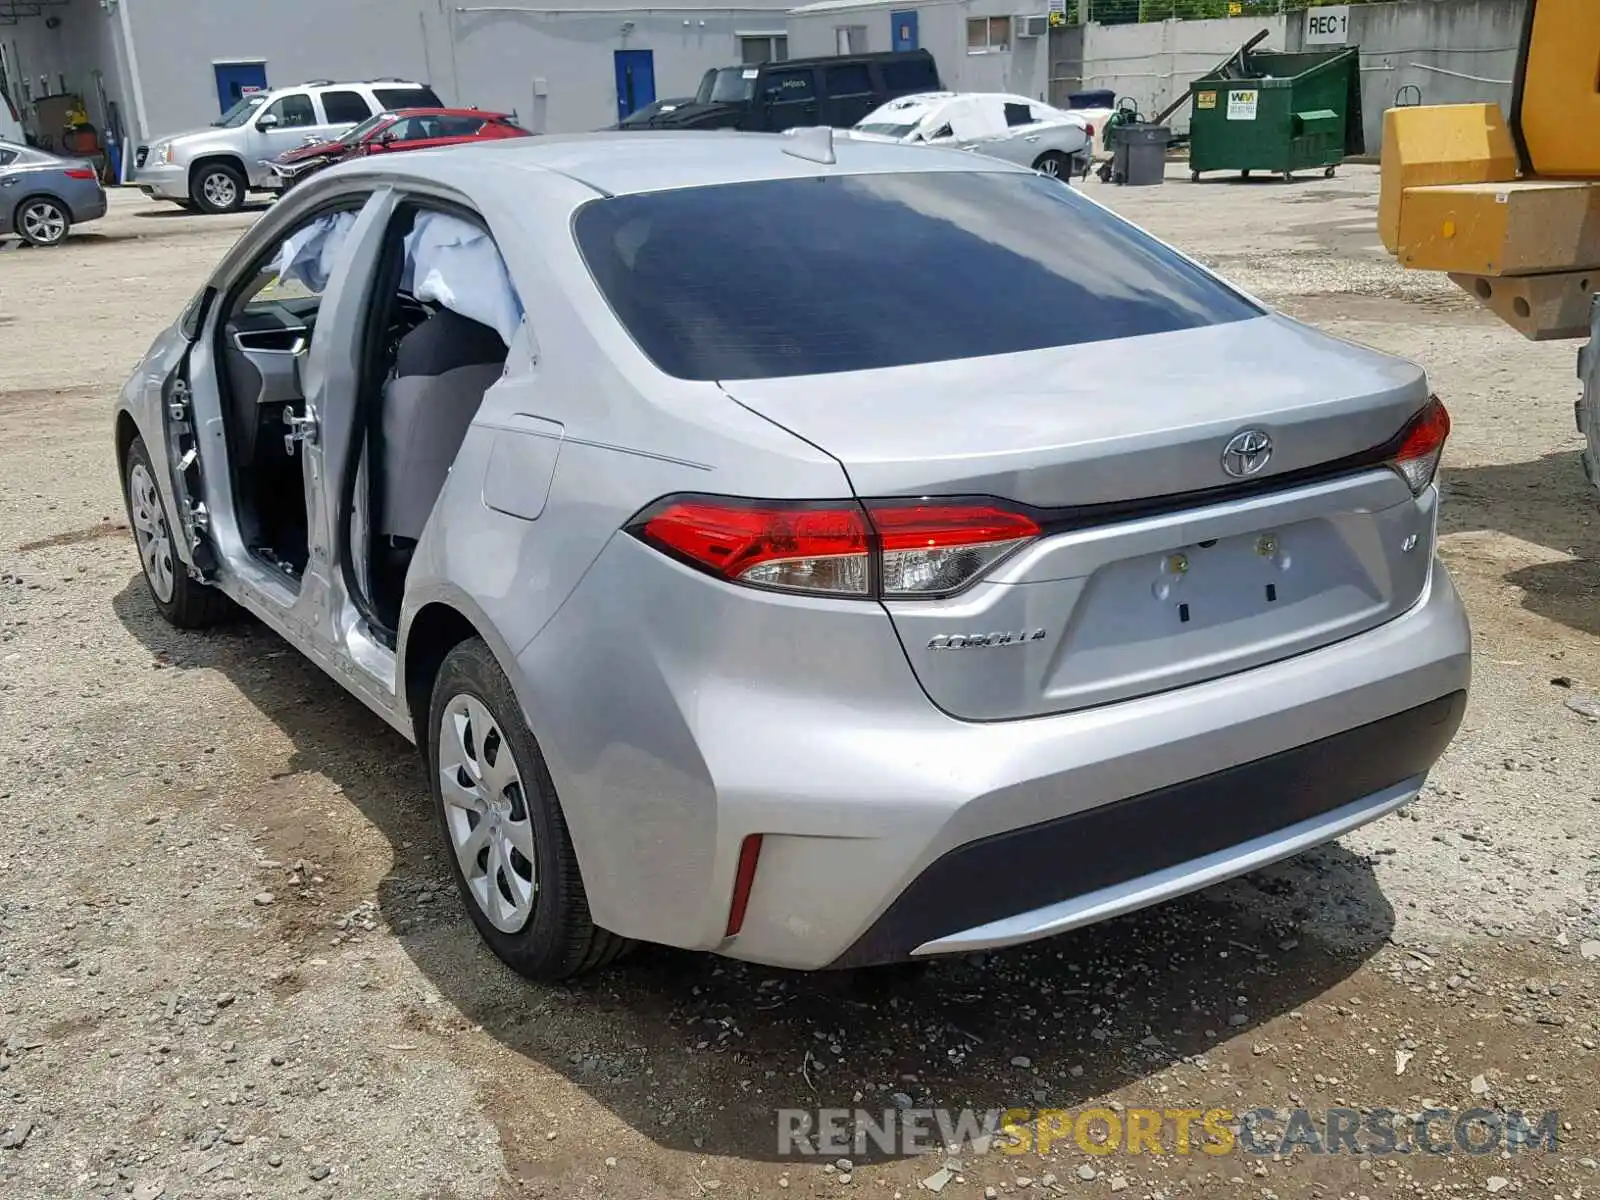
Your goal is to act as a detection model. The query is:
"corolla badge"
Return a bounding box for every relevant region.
[927,629,1047,650]
[1221,429,1273,478]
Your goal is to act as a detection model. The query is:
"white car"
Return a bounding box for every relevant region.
[853,91,1093,178]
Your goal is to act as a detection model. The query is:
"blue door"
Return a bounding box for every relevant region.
[613,50,656,122]
[213,62,268,115]
[891,10,919,51]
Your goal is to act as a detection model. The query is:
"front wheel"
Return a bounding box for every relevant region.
[190,162,246,214]
[1032,151,1072,179]
[429,638,633,980]
[122,436,231,628]
[15,196,70,246]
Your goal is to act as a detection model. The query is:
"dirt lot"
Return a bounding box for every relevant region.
[1,167,1597,1200]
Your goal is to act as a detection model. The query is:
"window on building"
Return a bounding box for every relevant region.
[966,16,1012,53]
[834,24,868,54]
[739,34,788,65]
[261,92,316,128]
[320,89,373,124]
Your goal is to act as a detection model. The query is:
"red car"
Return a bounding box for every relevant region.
[264,107,529,190]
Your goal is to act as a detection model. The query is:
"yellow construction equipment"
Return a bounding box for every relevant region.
[1378,0,1599,487]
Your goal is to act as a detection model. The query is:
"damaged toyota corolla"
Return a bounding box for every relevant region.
[113,129,1470,981]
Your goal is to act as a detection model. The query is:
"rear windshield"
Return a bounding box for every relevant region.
[573,171,1261,381]
[375,86,443,110]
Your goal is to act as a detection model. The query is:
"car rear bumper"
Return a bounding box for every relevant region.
[834,691,1462,965]
[75,189,108,223]
[133,163,188,201]
[519,534,1470,970]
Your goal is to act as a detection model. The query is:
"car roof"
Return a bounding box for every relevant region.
[371,128,1029,198]
[388,107,512,120]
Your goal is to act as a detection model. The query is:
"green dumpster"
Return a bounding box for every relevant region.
[1187,45,1364,181]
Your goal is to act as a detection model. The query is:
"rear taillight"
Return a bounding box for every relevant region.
[1084,123,1096,138]
[629,496,1040,599]
[869,502,1040,597]
[636,498,870,595]
[1391,396,1450,494]
[64,167,97,180]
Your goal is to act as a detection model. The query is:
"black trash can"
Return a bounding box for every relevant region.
[1110,122,1171,186]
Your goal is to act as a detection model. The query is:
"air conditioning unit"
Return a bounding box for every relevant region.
[1018,15,1050,38]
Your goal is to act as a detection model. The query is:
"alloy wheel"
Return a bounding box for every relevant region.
[438,694,538,932]
[1037,156,1062,177]
[128,462,176,603]
[20,199,67,245]
[203,172,238,210]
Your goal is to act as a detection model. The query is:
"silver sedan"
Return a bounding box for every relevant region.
[112,129,1469,980]
[853,91,1094,178]
[0,139,108,246]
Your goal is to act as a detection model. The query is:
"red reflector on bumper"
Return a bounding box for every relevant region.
[725,834,764,937]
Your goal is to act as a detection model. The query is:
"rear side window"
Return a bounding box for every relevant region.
[321,89,373,123]
[573,172,1261,381]
[1004,101,1032,127]
[825,64,872,97]
[375,86,443,109]
[761,69,815,103]
[431,115,486,137]
[881,56,939,92]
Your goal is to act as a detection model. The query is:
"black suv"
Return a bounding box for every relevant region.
[630,50,942,133]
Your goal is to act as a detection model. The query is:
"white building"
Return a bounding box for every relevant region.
[785,0,1056,101]
[1,0,796,159]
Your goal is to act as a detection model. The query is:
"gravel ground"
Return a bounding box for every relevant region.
[1,167,1597,1200]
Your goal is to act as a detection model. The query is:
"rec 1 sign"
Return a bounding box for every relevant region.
[1305,4,1350,44]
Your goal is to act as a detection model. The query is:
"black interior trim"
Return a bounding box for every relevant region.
[830,689,1468,968]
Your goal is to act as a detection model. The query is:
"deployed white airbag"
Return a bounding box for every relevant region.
[272,210,359,294]
[403,212,523,345]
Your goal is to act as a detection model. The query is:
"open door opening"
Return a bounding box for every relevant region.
[212,207,364,584]
[345,204,522,638]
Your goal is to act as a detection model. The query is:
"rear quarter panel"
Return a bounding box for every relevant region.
[394,169,867,923]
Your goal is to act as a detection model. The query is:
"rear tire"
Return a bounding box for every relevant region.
[15,196,70,246]
[1032,151,1072,179]
[121,435,232,628]
[428,637,632,980]
[190,162,246,214]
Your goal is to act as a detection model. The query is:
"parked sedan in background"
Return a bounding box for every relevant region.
[0,139,106,246]
[264,108,530,191]
[853,91,1093,178]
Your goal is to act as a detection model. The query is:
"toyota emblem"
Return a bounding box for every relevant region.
[1221,429,1273,478]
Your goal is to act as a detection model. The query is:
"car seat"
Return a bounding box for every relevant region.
[377,307,507,543]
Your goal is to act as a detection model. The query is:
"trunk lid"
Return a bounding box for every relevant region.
[723,316,1438,720]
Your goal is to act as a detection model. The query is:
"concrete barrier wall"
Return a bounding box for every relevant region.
[1283,0,1526,155]
[1056,0,1528,150]
[1080,15,1286,132]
